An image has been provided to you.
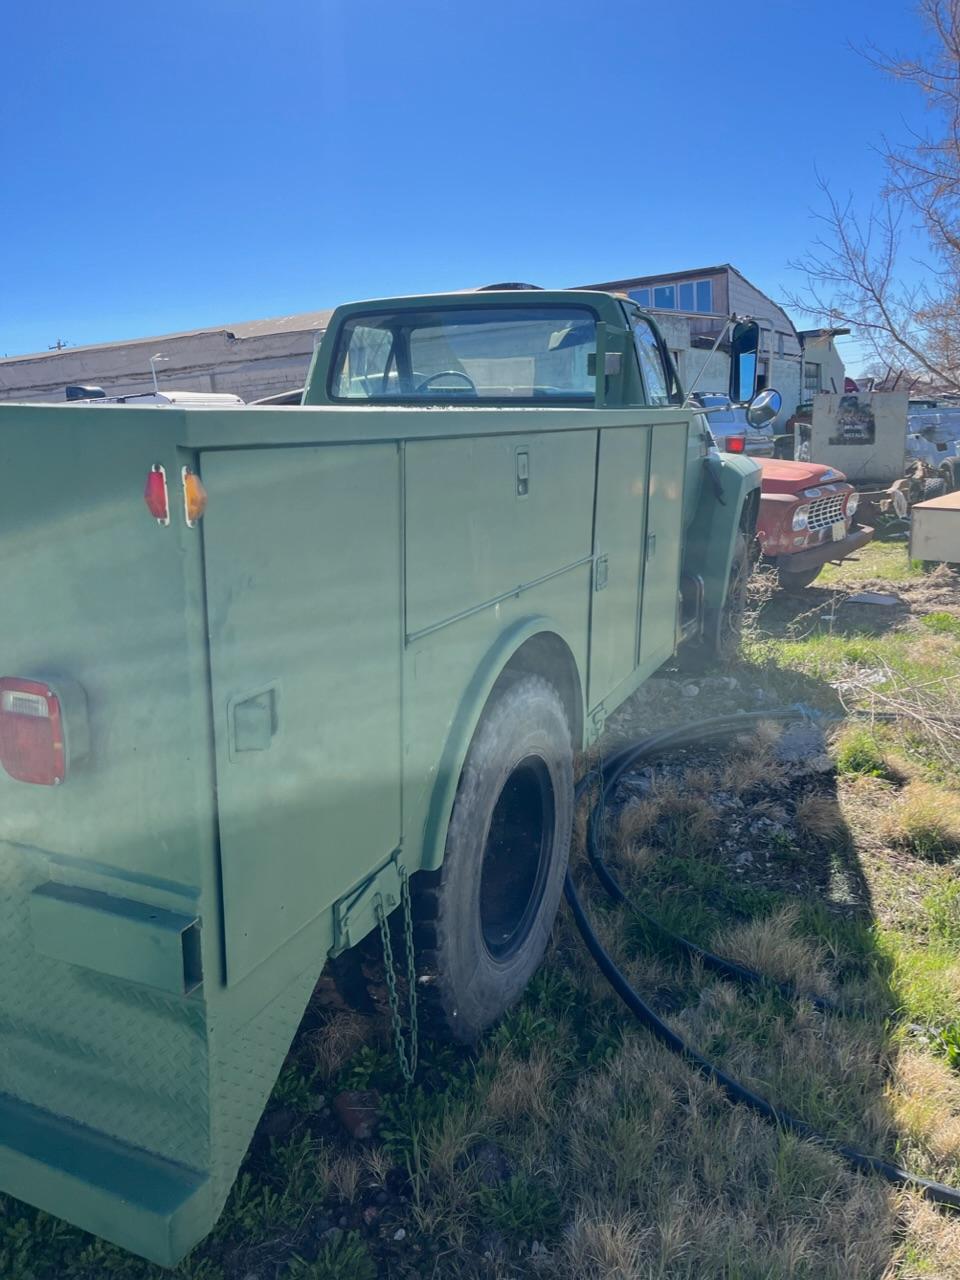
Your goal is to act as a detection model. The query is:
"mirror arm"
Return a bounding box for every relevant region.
[682,315,736,408]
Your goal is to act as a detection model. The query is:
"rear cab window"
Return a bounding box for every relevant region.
[329,305,599,404]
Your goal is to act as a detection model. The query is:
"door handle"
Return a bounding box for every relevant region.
[230,686,278,755]
[646,533,657,562]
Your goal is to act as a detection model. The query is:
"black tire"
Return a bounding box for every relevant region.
[677,531,751,672]
[923,475,948,501]
[716,531,750,662]
[777,564,822,591]
[413,675,574,1043]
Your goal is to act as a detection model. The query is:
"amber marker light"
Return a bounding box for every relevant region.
[182,467,208,527]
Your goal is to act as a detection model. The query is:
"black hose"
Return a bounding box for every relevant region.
[565,709,960,1209]
[584,711,840,1014]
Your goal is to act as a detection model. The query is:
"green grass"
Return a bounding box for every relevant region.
[923,610,960,638]
[818,538,923,585]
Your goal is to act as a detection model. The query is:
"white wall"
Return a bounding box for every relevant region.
[810,391,908,483]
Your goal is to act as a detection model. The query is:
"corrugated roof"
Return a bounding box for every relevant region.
[0,308,334,366]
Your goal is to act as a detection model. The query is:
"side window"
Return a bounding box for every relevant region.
[632,317,679,407]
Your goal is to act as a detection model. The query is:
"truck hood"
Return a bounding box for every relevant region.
[756,457,847,494]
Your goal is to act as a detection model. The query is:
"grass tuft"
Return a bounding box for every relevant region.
[834,725,897,779]
[882,781,960,859]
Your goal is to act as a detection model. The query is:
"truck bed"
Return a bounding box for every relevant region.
[0,398,696,1262]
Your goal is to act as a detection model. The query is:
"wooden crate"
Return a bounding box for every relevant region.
[910,490,960,563]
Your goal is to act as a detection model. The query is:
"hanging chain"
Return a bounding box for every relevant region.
[375,867,419,1085]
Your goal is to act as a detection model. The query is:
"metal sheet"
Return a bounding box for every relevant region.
[589,426,650,707]
[201,444,402,984]
[639,423,689,669]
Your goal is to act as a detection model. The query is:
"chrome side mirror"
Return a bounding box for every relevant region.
[747,387,782,427]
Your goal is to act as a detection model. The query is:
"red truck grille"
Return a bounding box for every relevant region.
[807,493,847,531]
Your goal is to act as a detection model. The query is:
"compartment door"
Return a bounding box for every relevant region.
[638,421,689,669]
[201,445,402,984]
[588,426,649,709]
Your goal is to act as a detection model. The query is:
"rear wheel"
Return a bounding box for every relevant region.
[413,675,574,1042]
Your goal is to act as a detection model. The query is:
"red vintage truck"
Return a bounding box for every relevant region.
[751,456,873,589]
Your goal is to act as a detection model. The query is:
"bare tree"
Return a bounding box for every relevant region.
[787,0,960,391]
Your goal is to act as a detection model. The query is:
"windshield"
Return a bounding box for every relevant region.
[330,305,598,403]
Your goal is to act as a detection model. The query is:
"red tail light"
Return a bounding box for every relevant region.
[144,464,170,525]
[724,435,746,454]
[0,678,65,785]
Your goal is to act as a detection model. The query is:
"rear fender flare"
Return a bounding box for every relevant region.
[417,617,583,873]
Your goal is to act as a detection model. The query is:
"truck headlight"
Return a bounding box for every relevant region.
[792,505,810,531]
[846,491,859,516]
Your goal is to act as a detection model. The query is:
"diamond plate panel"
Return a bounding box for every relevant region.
[0,842,210,1170]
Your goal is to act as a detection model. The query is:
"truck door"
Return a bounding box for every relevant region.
[588,426,649,707]
[639,423,688,667]
[630,316,689,670]
[201,444,402,984]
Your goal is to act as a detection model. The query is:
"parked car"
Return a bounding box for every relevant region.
[695,392,775,457]
[752,457,873,589]
[906,402,960,490]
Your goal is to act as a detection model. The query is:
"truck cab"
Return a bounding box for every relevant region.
[305,288,765,658]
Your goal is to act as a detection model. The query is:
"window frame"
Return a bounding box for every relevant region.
[631,278,715,314]
[326,303,603,406]
[627,309,683,408]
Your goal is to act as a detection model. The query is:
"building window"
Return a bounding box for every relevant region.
[632,278,712,312]
[777,332,785,357]
[804,362,821,394]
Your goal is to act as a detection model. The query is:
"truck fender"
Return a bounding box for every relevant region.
[684,453,761,649]
[417,617,584,874]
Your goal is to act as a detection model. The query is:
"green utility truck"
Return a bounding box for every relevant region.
[0,287,768,1265]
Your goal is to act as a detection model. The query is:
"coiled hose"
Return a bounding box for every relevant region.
[563,708,960,1209]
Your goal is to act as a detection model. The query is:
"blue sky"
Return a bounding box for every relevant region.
[0,0,935,371]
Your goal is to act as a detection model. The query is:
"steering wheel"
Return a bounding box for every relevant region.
[415,370,478,395]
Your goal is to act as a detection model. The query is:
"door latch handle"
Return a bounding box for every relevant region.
[230,686,279,755]
[646,533,657,562]
[516,449,529,497]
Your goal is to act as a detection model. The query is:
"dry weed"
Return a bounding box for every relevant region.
[890,1050,960,1161]
[898,1195,960,1279]
[718,745,785,794]
[711,904,834,998]
[557,1204,650,1278]
[360,1144,393,1188]
[881,780,960,858]
[327,1152,361,1202]
[612,774,718,862]
[422,1103,482,1184]
[309,1009,374,1080]
[483,1046,558,1127]
[794,791,847,840]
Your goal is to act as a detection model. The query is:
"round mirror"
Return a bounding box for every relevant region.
[746,387,782,428]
